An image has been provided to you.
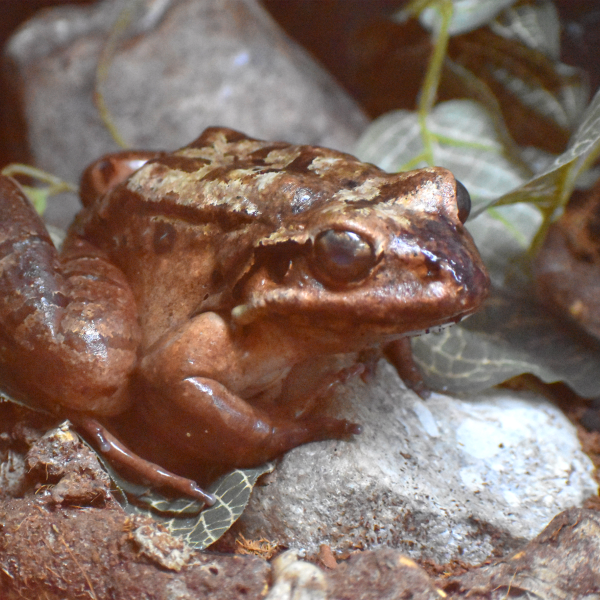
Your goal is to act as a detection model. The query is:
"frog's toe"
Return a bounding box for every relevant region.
[304,416,362,440]
[74,414,216,505]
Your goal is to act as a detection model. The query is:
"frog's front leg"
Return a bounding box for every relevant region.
[0,175,140,415]
[384,338,430,399]
[137,312,361,470]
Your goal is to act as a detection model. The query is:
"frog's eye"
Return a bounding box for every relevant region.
[455,180,471,223]
[312,229,376,284]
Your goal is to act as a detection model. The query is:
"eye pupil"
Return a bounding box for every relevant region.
[455,180,471,223]
[313,229,375,283]
[325,231,363,266]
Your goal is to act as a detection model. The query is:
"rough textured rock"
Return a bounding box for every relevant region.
[3,0,367,228]
[237,361,598,565]
[325,550,446,600]
[1,400,599,599]
[446,508,600,599]
[26,422,113,505]
[0,409,271,600]
[268,510,600,600]
[265,549,448,600]
[0,497,271,600]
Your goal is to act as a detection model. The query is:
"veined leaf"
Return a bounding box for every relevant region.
[488,0,589,134]
[490,0,561,60]
[466,203,542,288]
[477,86,600,216]
[413,288,600,398]
[103,456,274,550]
[405,0,518,36]
[354,99,529,205]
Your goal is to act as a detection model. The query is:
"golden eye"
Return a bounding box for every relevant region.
[312,229,376,284]
[456,179,471,223]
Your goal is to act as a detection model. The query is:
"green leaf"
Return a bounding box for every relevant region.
[354,100,529,206]
[477,86,600,216]
[487,61,586,133]
[466,203,542,288]
[413,288,600,398]
[1,164,76,216]
[407,0,518,36]
[22,187,49,215]
[490,0,561,60]
[104,458,274,550]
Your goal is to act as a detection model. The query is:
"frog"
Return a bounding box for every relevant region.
[0,127,489,504]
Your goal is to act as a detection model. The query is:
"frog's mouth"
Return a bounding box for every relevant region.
[230,265,487,340]
[230,297,480,355]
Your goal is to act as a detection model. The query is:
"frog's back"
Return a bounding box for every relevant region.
[126,127,385,224]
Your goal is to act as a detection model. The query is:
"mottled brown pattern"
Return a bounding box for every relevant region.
[0,127,488,499]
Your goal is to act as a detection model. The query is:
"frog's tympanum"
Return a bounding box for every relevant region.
[0,127,489,504]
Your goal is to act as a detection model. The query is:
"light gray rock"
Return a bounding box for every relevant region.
[266,551,327,600]
[4,0,367,228]
[238,361,597,565]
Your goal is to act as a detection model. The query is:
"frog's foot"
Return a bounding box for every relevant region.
[280,365,364,444]
[298,416,362,440]
[357,348,382,384]
[265,415,361,459]
[310,363,365,400]
[73,415,216,506]
[384,338,431,400]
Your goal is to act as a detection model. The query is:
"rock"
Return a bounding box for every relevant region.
[237,361,598,565]
[325,550,447,600]
[265,549,447,600]
[1,374,598,597]
[0,410,272,600]
[25,420,113,505]
[131,520,195,572]
[264,510,600,600]
[0,495,271,600]
[448,508,600,599]
[266,550,328,600]
[3,0,367,229]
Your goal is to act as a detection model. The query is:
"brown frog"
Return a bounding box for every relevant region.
[0,127,489,504]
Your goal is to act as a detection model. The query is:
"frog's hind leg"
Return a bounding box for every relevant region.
[138,376,361,473]
[73,414,215,505]
[0,175,140,415]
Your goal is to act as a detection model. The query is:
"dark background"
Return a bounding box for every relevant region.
[1,0,599,168]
